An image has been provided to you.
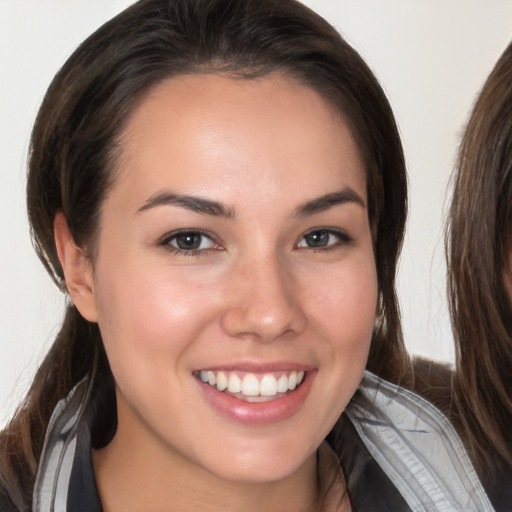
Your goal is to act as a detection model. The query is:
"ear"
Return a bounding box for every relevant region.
[54,212,98,322]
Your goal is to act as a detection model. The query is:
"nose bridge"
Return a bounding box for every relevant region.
[221,250,306,341]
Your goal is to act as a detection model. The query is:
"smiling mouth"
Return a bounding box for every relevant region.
[195,370,306,402]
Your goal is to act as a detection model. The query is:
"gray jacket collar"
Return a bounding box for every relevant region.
[344,372,493,511]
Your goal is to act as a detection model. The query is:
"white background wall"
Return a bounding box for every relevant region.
[1,0,511,427]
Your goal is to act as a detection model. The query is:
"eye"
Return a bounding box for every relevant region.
[162,230,217,253]
[296,229,351,250]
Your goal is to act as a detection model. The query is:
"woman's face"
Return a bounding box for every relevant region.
[86,73,377,483]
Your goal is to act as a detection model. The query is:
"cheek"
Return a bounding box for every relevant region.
[305,259,378,347]
[297,257,377,435]
[91,260,216,382]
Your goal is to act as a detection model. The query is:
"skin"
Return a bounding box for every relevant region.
[55,73,376,511]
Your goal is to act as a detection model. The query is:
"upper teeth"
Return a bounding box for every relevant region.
[199,370,305,397]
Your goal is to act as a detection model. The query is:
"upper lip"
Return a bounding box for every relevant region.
[194,361,313,373]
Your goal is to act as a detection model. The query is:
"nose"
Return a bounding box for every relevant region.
[221,255,307,342]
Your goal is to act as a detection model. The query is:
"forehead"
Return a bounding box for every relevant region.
[112,72,366,210]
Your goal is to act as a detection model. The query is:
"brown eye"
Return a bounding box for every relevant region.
[165,231,215,252]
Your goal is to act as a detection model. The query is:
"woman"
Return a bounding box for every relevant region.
[0,0,490,510]
[446,41,512,509]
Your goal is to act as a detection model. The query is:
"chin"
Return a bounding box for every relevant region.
[198,435,317,485]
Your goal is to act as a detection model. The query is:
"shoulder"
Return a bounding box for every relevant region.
[402,357,464,433]
[0,432,25,512]
[402,359,512,510]
[344,371,493,511]
[405,357,454,408]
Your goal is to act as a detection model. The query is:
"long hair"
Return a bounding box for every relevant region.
[0,0,408,508]
[446,41,512,481]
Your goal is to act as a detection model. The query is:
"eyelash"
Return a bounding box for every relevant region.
[160,230,221,256]
[159,227,353,257]
[295,228,354,252]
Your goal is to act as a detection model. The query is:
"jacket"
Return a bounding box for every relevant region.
[1,371,494,511]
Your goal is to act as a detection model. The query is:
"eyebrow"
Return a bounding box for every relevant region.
[137,192,235,218]
[136,187,365,218]
[294,188,366,217]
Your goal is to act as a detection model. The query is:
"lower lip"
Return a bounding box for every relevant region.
[197,372,316,425]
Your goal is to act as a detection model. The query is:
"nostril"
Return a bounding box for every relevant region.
[220,303,306,342]
[220,262,307,340]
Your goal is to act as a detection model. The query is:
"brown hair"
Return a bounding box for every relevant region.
[446,41,512,482]
[0,0,408,508]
